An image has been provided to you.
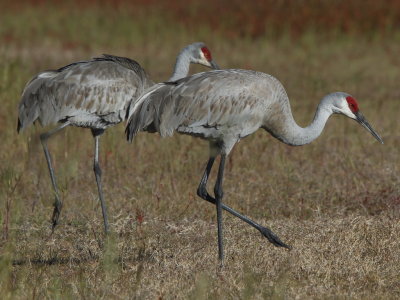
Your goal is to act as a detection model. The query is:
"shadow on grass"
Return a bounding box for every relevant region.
[12,256,98,266]
[12,249,149,266]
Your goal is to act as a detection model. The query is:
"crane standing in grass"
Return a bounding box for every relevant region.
[126,69,383,262]
[17,42,219,233]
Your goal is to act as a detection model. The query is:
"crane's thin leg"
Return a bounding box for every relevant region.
[92,130,109,234]
[40,122,71,231]
[197,156,291,249]
[197,156,215,198]
[214,155,226,262]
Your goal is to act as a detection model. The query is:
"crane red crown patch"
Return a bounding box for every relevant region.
[346,96,359,113]
[201,47,212,61]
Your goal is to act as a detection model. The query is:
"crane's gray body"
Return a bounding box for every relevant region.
[127,69,333,154]
[18,55,154,132]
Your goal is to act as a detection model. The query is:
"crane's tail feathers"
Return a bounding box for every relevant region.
[17,74,50,132]
[125,111,144,142]
[126,83,166,121]
[125,83,167,142]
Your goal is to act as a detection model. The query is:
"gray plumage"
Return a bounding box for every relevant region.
[127,69,383,149]
[17,42,220,233]
[168,42,219,81]
[126,69,383,262]
[18,55,153,132]
[18,42,219,132]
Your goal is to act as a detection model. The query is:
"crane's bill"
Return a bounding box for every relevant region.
[355,112,384,144]
[211,60,220,70]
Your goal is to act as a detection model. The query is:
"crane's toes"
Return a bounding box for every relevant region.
[51,213,59,232]
[259,226,292,250]
[51,204,61,232]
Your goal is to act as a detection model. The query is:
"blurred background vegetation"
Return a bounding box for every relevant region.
[3,0,400,41]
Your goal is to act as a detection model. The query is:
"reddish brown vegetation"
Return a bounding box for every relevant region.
[3,0,400,38]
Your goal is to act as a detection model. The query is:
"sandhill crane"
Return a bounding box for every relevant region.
[126,69,383,262]
[17,42,219,233]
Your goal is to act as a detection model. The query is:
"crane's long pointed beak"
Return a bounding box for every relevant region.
[355,111,384,144]
[210,60,220,70]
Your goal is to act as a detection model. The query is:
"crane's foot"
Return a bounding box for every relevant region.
[51,210,60,232]
[51,199,62,232]
[258,226,291,250]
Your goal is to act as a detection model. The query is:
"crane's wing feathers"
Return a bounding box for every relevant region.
[127,69,269,141]
[18,55,153,131]
[97,54,149,83]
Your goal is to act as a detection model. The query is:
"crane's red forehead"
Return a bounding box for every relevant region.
[201,47,212,61]
[346,96,359,113]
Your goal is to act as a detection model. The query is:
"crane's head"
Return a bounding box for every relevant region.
[328,92,383,144]
[186,42,220,70]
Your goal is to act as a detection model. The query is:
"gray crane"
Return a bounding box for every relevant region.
[17,42,219,233]
[126,69,383,262]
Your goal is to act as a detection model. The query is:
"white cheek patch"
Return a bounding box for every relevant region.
[199,51,210,65]
[341,104,357,119]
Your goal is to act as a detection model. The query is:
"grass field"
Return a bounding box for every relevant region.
[1,2,400,299]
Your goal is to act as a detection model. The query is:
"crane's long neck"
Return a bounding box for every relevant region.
[265,97,333,146]
[168,50,191,82]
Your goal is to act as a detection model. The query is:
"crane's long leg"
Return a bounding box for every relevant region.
[197,156,215,198]
[92,130,109,233]
[197,156,291,249]
[40,122,70,231]
[214,155,226,262]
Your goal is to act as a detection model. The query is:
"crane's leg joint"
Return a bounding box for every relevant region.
[197,186,208,200]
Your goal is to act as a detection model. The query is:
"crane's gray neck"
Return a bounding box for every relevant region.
[168,49,192,82]
[267,97,333,146]
[289,104,332,145]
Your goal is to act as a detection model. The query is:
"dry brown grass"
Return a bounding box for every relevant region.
[1,3,400,299]
[6,214,400,299]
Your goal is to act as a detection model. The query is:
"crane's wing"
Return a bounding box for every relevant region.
[18,55,154,131]
[126,69,270,141]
